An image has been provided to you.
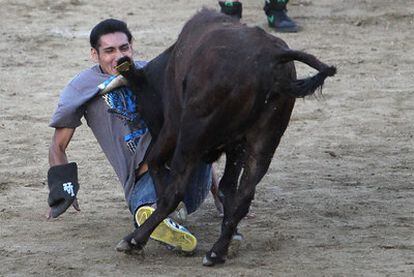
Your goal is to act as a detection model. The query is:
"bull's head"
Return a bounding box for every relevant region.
[98,57,133,95]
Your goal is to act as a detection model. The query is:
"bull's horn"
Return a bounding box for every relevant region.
[98,74,128,95]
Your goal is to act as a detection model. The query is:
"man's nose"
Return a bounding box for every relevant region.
[114,49,124,60]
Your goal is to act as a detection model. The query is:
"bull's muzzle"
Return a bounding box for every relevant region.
[115,60,131,72]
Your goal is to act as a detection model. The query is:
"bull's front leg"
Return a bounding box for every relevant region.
[146,129,177,203]
[116,204,174,253]
[115,179,186,253]
[116,158,198,254]
[203,165,260,266]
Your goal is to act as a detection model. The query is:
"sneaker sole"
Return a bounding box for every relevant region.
[135,206,197,253]
[267,23,299,33]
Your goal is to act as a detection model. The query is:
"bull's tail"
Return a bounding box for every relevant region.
[277,49,336,98]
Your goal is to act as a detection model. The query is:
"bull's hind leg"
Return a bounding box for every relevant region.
[200,147,245,266]
[203,98,296,266]
[203,144,275,266]
[210,143,245,264]
[220,144,245,229]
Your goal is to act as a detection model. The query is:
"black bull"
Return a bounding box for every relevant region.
[115,9,336,265]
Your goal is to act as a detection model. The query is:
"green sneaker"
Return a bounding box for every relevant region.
[264,0,299,33]
[219,1,242,19]
[135,206,197,253]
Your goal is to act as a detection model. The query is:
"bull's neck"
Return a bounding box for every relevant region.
[143,46,172,96]
[135,48,172,138]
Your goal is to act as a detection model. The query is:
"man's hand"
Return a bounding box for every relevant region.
[47,162,80,219]
[47,198,80,219]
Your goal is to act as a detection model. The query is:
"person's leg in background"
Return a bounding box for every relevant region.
[218,0,243,19]
[264,0,298,32]
[218,0,299,32]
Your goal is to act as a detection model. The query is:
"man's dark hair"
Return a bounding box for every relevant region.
[89,18,132,50]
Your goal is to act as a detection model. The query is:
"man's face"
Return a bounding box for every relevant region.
[91,32,133,75]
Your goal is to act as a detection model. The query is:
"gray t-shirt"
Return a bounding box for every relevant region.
[50,61,151,203]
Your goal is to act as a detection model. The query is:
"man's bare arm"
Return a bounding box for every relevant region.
[49,128,75,166]
[47,127,80,218]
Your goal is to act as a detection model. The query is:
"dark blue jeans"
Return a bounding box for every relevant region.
[128,163,212,215]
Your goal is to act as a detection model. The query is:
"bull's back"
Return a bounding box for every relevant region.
[167,10,293,120]
[173,9,288,73]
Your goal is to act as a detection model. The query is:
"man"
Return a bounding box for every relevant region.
[218,0,299,33]
[47,18,220,253]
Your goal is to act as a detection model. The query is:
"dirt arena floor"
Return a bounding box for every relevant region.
[1,0,413,276]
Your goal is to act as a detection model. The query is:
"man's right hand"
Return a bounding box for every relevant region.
[47,198,80,219]
[47,162,80,219]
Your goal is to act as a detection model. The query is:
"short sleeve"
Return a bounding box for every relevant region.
[49,61,148,129]
[49,67,108,129]
[49,83,87,128]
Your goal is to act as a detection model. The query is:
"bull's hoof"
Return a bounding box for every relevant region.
[115,239,144,255]
[115,239,131,252]
[202,251,226,266]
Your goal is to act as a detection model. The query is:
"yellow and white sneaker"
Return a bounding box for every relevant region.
[135,206,197,253]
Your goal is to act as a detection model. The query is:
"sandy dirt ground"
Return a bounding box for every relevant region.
[0,0,413,276]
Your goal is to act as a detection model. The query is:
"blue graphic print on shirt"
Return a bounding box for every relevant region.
[103,86,148,153]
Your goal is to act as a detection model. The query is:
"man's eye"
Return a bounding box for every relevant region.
[104,49,114,53]
[121,46,130,51]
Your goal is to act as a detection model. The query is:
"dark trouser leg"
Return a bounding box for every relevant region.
[264,0,299,32]
[203,96,296,266]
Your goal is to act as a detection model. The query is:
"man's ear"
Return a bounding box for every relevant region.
[91,47,98,63]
